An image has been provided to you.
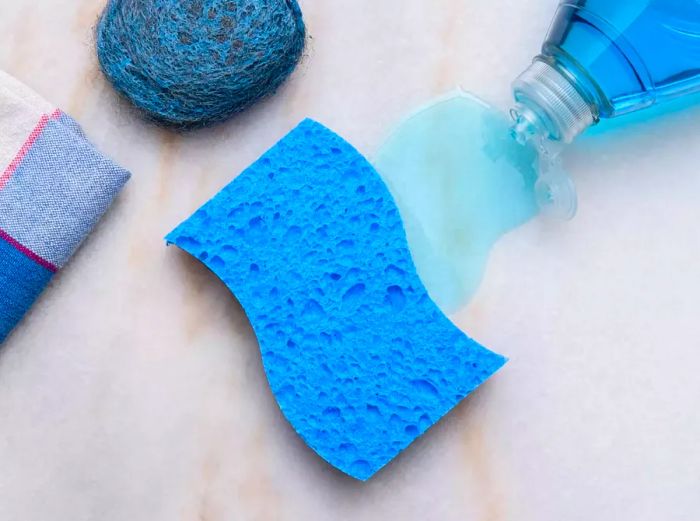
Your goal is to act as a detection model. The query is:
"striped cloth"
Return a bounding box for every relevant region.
[0,70,130,343]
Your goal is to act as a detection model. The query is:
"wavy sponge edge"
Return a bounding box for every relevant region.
[166,119,507,480]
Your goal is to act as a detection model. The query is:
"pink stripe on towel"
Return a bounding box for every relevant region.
[0,227,58,273]
[0,110,61,192]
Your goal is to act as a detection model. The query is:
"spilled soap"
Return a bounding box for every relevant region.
[374,92,540,313]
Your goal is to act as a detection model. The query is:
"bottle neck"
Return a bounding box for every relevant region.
[510,59,597,146]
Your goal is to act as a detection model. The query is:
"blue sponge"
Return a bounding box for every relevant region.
[166,119,506,480]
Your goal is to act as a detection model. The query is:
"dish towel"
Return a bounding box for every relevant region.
[0,70,130,343]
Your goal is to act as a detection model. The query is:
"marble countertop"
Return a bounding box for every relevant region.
[1,1,699,520]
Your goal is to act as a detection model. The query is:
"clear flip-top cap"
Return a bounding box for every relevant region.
[512,60,595,144]
[509,60,593,220]
[535,155,578,220]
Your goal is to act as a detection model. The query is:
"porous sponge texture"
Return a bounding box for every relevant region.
[167,119,506,480]
[96,0,305,127]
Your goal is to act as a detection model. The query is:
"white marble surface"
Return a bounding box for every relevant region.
[1,1,700,520]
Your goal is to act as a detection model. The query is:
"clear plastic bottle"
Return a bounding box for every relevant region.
[374,2,700,310]
[511,1,700,218]
[512,0,700,144]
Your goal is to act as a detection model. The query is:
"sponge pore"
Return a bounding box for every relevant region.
[167,119,507,480]
[96,0,306,127]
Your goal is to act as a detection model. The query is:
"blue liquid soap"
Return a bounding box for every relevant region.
[515,0,700,131]
[375,93,539,313]
[512,1,700,211]
[376,1,700,311]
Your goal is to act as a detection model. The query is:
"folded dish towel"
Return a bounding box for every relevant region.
[0,70,130,343]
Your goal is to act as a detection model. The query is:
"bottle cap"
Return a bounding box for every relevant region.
[535,155,578,220]
[512,60,595,144]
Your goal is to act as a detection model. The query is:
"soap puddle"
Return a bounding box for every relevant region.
[373,91,540,313]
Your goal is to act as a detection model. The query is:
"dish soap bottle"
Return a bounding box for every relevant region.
[511,0,700,216]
